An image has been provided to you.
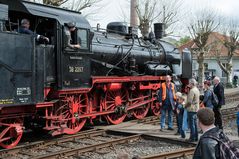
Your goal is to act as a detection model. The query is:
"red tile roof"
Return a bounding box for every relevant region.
[178,32,239,57]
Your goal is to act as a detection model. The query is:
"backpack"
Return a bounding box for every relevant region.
[204,130,239,159]
[211,90,219,106]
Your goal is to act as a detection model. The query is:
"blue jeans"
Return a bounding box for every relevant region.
[160,108,173,129]
[178,113,186,138]
[188,112,198,141]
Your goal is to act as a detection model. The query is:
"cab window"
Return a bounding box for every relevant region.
[77,29,88,50]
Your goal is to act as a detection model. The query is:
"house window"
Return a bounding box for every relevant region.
[192,62,197,70]
[204,63,208,70]
[222,63,228,77]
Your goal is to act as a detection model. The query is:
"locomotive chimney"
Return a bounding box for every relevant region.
[130,0,138,27]
[129,0,139,37]
[154,23,165,39]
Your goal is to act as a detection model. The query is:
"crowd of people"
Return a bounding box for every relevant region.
[157,75,239,158]
[158,75,225,139]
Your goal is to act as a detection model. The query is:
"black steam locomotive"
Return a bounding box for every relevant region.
[0,0,192,149]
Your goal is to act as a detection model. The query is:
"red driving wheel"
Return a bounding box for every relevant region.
[56,94,88,134]
[0,118,23,149]
[131,91,150,119]
[104,89,128,125]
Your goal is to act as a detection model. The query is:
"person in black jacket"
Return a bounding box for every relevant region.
[213,76,225,130]
[193,108,220,159]
[19,19,49,43]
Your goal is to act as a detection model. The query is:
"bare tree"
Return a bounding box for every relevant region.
[27,0,68,6]
[216,21,239,86]
[136,0,159,38]
[69,0,103,12]
[157,0,182,34]
[43,0,68,6]
[188,10,219,85]
[135,0,182,38]
[28,0,103,13]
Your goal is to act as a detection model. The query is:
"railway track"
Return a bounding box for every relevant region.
[0,129,105,156]
[0,129,131,158]
[222,107,237,120]
[0,129,195,159]
[141,147,195,159]
[32,134,142,159]
[225,94,239,103]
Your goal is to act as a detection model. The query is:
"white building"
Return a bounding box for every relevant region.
[179,32,239,83]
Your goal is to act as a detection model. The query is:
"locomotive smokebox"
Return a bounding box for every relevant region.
[154,23,165,39]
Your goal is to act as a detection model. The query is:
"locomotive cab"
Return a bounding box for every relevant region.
[0,0,93,103]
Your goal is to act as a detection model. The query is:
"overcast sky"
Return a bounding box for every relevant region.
[84,0,239,36]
